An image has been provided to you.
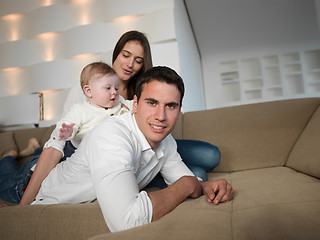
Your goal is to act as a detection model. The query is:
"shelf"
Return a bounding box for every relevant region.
[285,74,304,95]
[241,58,261,79]
[243,78,263,90]
[264,66,281,86]
[265,87,283,98]
[221,71,239,81]
[219,61,238,72]
[263,55,279,67]
[283,63,301,75]
[282,52,300,64]
[217,48,320,106]
[221,82,240,102]
[244,89,262,100]
[304,49,320,71]
[308,82,320,93]
[306,71,320,83]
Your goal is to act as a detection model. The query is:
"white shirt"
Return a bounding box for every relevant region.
[32,113,195,232]
[44,97,132,155]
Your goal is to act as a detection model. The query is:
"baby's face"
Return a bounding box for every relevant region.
[87,74,119,109]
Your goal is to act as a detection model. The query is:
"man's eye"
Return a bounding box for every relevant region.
[147,101,156,106]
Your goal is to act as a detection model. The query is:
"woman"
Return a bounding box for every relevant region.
[0,31,220,205]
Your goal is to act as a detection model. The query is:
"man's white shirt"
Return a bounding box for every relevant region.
[32,112,195,232]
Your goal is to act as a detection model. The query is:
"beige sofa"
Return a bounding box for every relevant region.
[1,98,320,240]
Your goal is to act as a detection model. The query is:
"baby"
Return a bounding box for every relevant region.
[44,61,132,160]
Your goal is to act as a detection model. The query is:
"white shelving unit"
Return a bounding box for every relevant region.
[218,49,320,105]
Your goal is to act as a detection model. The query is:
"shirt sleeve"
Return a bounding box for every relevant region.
[160,136,197,185]
[44,103,85,154]
[85,123,153,232]
[43,127,66,155]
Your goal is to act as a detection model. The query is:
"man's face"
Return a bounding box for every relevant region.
[133,80,181,149]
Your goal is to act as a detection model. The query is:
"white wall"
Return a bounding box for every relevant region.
[186,0,320,108]
[173,0,205,111]
[0,0,201,129]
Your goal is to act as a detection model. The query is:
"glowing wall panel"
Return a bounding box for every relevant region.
[0,0,181,128]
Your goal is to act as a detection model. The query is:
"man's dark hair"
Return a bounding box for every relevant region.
[135,66,185,106]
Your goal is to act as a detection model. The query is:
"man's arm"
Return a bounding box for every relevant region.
[148,176,202,221]
[19,147,62,205]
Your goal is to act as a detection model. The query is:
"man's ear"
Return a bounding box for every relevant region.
[133,95,138,114]
[83,85,92,98]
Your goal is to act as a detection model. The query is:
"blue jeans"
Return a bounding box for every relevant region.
[148,139,221,189]
[0,147,43,203]
[60,141,76,161]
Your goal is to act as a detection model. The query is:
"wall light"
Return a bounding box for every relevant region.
[71,53,99,59]
[42,0,54,7]
[2,13,23,42]
[1,13,23,21]
[70,0,90,4]
[1,67,23,72]
[110,14,143,23]
[33,32,60,39]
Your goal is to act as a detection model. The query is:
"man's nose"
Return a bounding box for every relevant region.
[154,106,166,121]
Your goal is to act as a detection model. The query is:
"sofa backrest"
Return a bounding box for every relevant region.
[181,98,320,172]
[286,104,320,179]
[5,125,55,166]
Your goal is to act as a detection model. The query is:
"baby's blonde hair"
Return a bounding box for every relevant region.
[80,61,116,93]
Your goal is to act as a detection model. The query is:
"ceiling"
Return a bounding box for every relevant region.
[184,0,320,58]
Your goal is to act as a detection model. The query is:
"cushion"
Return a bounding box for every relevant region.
[0,132,17,158]
[286,105,320,178]
[182,98,320,172]
[40,125,56,146]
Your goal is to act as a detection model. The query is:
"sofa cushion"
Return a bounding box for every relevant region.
[182,98,320,172]
[0,132,17,158]
[0,203,110,240]
[88,167,320,240]
[286,105,320,178]
[232,201,320,240]
[40,125,55,146]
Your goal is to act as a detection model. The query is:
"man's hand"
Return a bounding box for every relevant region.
[59,123,75,140]
[201,179,234,205]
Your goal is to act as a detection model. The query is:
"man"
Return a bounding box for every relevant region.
[33,66,234,232]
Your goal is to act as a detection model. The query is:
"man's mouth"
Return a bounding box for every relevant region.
[150,124,166,130]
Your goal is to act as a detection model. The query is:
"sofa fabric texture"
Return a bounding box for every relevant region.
[0,98,320,240]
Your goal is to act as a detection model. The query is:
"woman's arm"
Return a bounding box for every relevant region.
[19,147,62,205]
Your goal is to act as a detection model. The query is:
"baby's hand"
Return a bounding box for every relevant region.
[59,123,75,140]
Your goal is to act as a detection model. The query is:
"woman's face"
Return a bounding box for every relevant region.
[113,40,145,82]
